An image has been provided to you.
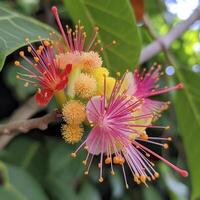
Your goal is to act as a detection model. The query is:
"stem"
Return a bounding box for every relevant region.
[54,90,66,107]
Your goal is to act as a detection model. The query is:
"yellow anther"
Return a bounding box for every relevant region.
[82,160,87,166]
[145,153,150,157]
[36,50,42,55]
[165,125,170,130]
[116,71,121,77]
[163,143,169,149]
[14,61,20,66]
[167,137,172,141]
[19,51,24,57]
[84,145,88,150]
[71,152,77,158]
[84,171,89,175]
[39,45,44,51]
[34,57,39,63]
[154,172,159,178]
[140,132,149,140]
[105,157,111,164]
[24,82,29,87]
[27,46,32,52]
[44,40,50,46]
[113,156,119,164]
[112,40,116,44]
[151,175,156,181]
[140,175,147,183]
[16,75,20,79]
[111,170,115,176]
[99,177,104,183]
[118,157,125,165]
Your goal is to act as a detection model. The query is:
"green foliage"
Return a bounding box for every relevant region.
[0,3,54,71]
[63,0,142,74]
[0,161,48,200]
[175,68,200,200]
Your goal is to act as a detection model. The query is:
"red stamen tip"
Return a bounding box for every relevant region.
[177,83,184,89]
[180,170,188,177]
[51,6,58,14]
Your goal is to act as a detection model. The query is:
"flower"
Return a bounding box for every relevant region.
[74,73,97,98]
[127,65,184,116]
[51,6,103,68]
[62,124,83,144]
[62,100,86,124]
[70,74,188,188]
[15,40,72,106]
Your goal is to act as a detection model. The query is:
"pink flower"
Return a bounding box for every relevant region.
[71,74,188,188]
[15,40,72,106]
[127,65,184,115]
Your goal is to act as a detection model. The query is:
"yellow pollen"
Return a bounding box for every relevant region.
[34,57,39,63]
[74,73,97,99]
[44,40,50,46]
[19,51,24,57]
[71,152,77,158]
[14,61,20,66]
[99,177,104,183]
[154,172,159,178]
[105,157,111,164]
[80,51,103,73]
[61,124,83,144]
[62,100,86,124]
[163,143,169,149]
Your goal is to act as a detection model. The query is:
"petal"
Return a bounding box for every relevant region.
[86,96,102,123]
[35,89,53,106]
[55,77,68,91]
[86,127,105,155]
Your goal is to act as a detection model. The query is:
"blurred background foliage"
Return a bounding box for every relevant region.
[0,0,200,199]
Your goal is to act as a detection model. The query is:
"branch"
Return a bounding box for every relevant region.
[0,110,58,135]
[0,97,41,149]
[139,6,200,64]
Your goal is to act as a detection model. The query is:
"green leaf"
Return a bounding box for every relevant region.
[63,0,141,74]
[45,138,100,200]
[174,68,200,200]
[0,136,48,185]
[0,3,54,71]
[0,161,48,200]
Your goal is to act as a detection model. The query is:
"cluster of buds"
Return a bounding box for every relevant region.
[14,6,188,188]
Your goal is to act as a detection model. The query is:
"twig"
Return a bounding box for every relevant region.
[139,6,200,64]
[0,97,41,150]
[0,110,58,135]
